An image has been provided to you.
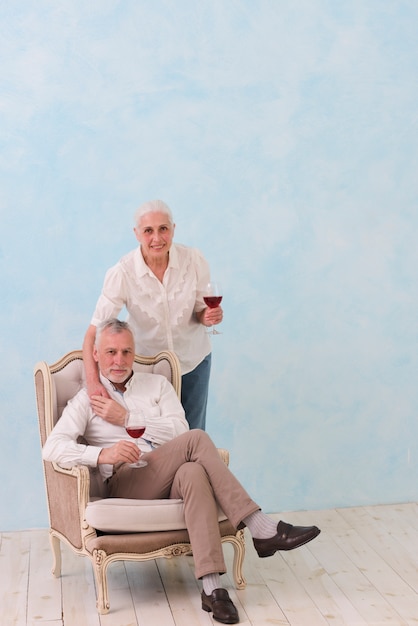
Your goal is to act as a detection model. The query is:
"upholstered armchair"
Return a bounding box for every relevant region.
[34,349,246,614]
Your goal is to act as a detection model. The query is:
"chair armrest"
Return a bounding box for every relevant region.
[51,462,91,509]
[44,461,96,548]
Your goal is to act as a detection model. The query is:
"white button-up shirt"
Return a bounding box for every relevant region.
[42,372,189,481]
[91,243,212,374]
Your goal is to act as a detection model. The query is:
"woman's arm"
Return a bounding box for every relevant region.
[82,324,110,399]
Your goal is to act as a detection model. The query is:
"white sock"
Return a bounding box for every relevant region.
[243,510,278,539]
[202,573,222,596]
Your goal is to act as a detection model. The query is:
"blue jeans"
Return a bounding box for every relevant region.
[181,353,211,430]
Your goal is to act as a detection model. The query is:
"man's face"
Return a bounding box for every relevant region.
[134,211,175,263]
[93,328,135,384]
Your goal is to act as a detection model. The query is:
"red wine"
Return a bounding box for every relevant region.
[126,427,145,439]
[204,295,223,308]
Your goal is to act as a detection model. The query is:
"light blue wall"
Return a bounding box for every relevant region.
[1,1,418,531]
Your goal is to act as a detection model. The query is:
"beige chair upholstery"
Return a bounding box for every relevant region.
[34,349,246,614]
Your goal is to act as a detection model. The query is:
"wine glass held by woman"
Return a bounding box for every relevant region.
[82,199,223,431]
[203,281,223,335]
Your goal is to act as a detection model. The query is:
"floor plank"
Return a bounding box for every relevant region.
[99,561,139,626]
[126,559,176,626]
[338,506,418,594]
[156,557,213,626]
[280,539,367,626]
[27,529,62,624]
[60,544,101,626]
[0,531,30,626]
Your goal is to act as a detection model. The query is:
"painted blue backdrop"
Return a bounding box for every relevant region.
[1,1,418,531]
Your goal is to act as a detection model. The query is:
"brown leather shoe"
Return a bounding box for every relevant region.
[201,588,239,624]
[253,520,320,557]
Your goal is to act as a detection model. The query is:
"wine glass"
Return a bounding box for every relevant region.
[125,409,148,467]
[203,281,223,335]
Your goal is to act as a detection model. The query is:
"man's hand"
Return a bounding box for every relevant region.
[98,440,140,465]
[91,395,127,426]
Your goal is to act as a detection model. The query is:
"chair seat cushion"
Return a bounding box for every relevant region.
[85,497,227,533]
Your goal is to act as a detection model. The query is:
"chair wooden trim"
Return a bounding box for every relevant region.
[34,350,246,614]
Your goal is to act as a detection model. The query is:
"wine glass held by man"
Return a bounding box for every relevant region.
[125,409,148,467]
[82,200,223,431]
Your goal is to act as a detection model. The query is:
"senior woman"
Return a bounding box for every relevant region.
[82,199,223,430]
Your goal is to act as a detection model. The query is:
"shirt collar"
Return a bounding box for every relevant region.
[99,371,135,393]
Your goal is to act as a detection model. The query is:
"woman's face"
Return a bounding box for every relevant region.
[134,211,175,263]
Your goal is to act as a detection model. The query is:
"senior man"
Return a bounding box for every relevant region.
[43,318,320,624]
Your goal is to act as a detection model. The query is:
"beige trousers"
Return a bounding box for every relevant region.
[107,429,260,578]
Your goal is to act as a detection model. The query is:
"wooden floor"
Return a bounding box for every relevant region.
[2,503,418,625]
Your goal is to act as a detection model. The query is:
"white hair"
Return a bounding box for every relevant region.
[95,318,133,347]
[134,199,174,227]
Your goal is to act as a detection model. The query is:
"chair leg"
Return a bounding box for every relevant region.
[92,549,111,614]
[222,530,246,589]
[49,532,62,577]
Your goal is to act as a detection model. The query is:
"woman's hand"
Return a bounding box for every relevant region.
[199,305,223,327]
[87,380,111,400]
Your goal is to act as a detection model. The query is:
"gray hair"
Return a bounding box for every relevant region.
[134,199,174,228]
[95,318,133,347]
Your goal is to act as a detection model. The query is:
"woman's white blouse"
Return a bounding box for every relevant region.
[91,243,212,374]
